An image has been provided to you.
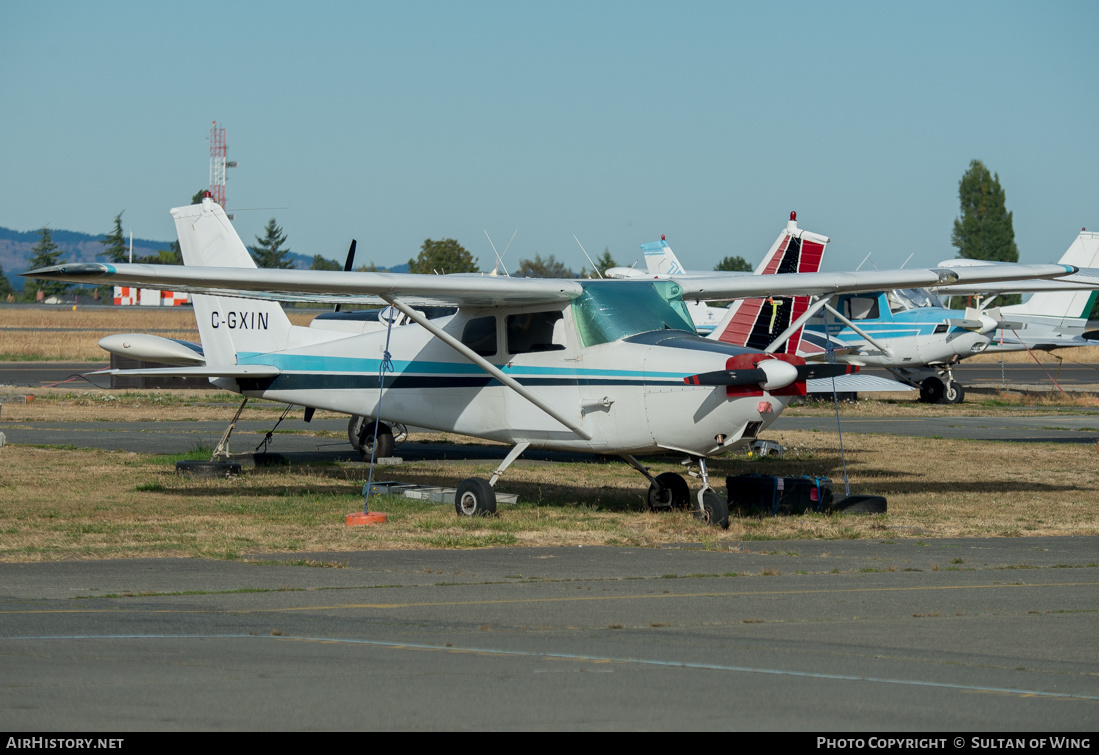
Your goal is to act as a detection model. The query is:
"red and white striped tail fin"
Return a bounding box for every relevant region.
[710,212,829,352]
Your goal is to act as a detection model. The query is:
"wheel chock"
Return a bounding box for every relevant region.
[345,511,388,526]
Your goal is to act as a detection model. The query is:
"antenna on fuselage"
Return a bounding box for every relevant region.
[484,229,516,277]
[854,252,878,272]
[899,252,914,269]
[573,235,602,279]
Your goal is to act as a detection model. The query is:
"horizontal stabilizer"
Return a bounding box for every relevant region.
[807,374,914,393]
[99,334,205,365]
[106,365,281,378]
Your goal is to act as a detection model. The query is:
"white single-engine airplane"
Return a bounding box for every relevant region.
[24,199,1078,527]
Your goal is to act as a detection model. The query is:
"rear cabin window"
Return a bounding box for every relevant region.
[461,316,497,356]
[507,311,565,354]
[843,296,880,321]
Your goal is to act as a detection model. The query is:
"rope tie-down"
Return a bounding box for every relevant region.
[346,311,396,526]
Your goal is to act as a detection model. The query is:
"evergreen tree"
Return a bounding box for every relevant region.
[135,241,182,265]
[311,255,342,271]
[98,211,127,263]
[26,226,70,299]
[596,249,617,276]
[951,160,1019,263]
[715,255,753,272]
[191,189,208,204]
[0,263,13,298]
[517,254,575,279]
[408,239,478,274]
[578,248,617,278]
[250,218,294,269]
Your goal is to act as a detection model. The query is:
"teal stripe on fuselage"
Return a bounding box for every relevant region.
[236,352,688,380]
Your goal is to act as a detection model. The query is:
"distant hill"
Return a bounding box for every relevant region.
[0,226,382,290]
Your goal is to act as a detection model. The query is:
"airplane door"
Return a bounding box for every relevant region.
[502,309,584,446]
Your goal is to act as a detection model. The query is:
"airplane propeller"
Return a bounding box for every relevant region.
[684,361,857,389]
[333,239,357,313]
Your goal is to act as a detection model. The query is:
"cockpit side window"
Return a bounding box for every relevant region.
[507,310,566,354]
[461,316,498,356]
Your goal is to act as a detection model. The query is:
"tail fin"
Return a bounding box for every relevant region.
[710,212,830,353]
[171,199,294,363]
[1000,230,1099,326]
[641,237,686,276]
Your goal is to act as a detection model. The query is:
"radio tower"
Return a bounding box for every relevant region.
[208,121,237,216]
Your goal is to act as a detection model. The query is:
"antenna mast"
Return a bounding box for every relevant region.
[208,121,237,217]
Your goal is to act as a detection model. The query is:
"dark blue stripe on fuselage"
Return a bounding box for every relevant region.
[238,373,667,393]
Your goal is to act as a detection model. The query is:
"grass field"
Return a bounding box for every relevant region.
[2,308,1098,562]
[2,388,1098,562]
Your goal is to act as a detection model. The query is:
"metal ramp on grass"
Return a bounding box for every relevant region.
[366,481,519,505]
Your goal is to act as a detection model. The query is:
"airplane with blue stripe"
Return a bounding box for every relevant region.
[25,198,1077,524]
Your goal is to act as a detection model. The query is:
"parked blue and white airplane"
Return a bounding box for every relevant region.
[24,198,1077,524]
[803,229,1099,403]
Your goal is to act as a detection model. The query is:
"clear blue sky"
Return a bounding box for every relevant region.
[2,1,1096,273]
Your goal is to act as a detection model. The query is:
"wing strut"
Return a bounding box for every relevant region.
[821,302,896,358]
[381,296,592,441]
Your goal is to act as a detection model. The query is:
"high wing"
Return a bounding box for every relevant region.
[23,200,1076,305]
[926,230,1099,295]
[672,264,1078,301]
[26,261,582,308]
[24,260,1077,307]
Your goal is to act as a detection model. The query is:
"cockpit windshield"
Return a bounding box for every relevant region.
[572,280,696,346]
[887,288,945,313]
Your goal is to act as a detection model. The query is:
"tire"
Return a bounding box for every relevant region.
[941,381,965,404]
[253,453,288,468]
[831,494,887,514]
[175,460,241,478]
[348,416,366,450]
[357,421,395,462]
[646,472,690,511]
[455,477,497,517]
[694,487,730,530]
[918,377,944,404]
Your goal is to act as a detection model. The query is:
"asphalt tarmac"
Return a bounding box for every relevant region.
[1,539,1097,731]
[2,362,1098,730]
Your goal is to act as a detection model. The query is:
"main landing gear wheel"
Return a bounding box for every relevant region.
[942,381,965,404]
[357,421,395,462]
[646,472,691,511]
[694,487,730,530]
[350,416,408,451]
[455,478,496,517]
[918,377,945,404]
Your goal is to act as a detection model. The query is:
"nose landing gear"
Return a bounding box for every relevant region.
[627,455,729,529]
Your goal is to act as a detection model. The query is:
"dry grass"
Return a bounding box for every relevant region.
[1,423,1097,562]
[0,307,317,361]
[965,345,1099,364]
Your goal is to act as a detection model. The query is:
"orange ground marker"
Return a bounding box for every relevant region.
[345,512,387,526]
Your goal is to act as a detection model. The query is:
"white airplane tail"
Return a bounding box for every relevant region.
[710,212,830,353]
[172,199,295,364]
[640,237,686,276]
[999,230,1099,327]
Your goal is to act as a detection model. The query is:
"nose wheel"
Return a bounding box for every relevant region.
[626,455,730,528]
[695,487,730,530]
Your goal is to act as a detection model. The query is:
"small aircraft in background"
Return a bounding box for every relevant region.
[26,199,1077,526]
[801,229,1099,403]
